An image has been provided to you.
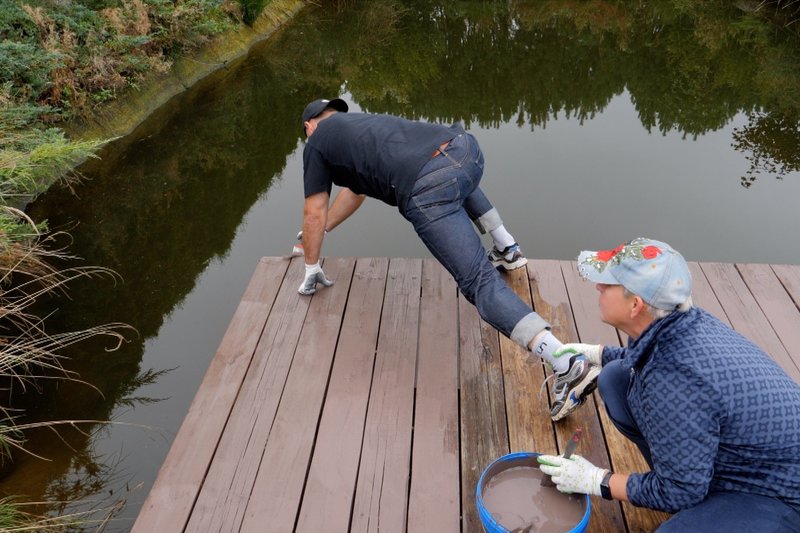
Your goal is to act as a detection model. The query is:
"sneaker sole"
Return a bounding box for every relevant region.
[491,256,528,272]
[550,364,601,422]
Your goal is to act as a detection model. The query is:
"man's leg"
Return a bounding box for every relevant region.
[598,360,652,467]
[463,188,526,271]
[406,134,544,346]
[408,132,599,421]
[461,185,493,233]
[407,177,541,343]
[657,492,800,533]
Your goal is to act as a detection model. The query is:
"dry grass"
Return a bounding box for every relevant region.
[0,207,132,455]
[101,0,151,37]
[10,0,235,118]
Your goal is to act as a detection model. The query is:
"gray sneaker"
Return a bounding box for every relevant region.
[550,354,601,421]
[488,243,528,271]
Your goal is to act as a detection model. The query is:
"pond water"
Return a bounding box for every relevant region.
[5,1,800,529]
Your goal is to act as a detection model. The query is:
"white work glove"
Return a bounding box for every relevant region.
[298,262,334,295]
[553,343,603,367]
[295,229,328,240]
[537,454,608,496]
[293,230,329,257]
[292,231,305,257]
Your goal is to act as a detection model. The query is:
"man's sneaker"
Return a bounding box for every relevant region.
[488,243,528,271]
[549,354,601,421]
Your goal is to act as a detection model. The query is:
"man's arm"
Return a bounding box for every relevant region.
[326,187,366,232]
[302,191,330,264]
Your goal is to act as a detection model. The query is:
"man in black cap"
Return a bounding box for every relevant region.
[297,98,600,421]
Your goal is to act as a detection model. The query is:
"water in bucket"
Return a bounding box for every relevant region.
[477,452,590,533]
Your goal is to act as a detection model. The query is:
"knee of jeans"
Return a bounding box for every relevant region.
[655,513,684,533]
[457,271,481,303]
[597,361,626,397]
[474,147,484,171]
[597,369,612,398]
[456,257,494,304]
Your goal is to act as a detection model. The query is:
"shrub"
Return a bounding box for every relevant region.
[0,0,237,120]
[238,0,268,26]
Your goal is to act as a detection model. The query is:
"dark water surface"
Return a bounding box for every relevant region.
[6,1,800,529]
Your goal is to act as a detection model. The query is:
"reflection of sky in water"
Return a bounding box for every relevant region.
[254,91,800,265]
[480,91,800,264]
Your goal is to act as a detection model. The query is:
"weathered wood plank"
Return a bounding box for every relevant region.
[238,258,356,532]
[295,258,389,532]
[534,261,609,470]
[459,294,509,533]
[560,261,637,532]
[184,257,340,532]
[407,259,460,533]
[132,257,290,533]
[532,259,618,513]
[701,263,800,383]
[737,263,800,374]
[771,264,800,310]
[517,261,565,456]
[561,262,622,347]
[499,264,552,454]
[350,258,423,532]
[771,264,800,375]
[687,262,731,326]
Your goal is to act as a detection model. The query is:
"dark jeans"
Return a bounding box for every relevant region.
[403,132,546,346]
[599,360,800,532]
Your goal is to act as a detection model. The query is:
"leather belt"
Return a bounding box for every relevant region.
[431,139,452,158]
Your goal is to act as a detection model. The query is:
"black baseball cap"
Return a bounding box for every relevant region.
[302,98,349,130]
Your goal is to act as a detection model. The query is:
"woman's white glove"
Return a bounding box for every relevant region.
[292,231,305,257]
[537,454,608,496]
[298,262,334,295]
[553,343,603,366]
[293,230,329,257]
[295,229,328,240]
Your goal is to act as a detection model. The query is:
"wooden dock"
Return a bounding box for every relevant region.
[132,257,800,532]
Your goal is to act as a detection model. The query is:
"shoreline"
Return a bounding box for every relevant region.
[63,0,307,143]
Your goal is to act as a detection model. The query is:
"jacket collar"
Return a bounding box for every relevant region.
[622,307,701,370]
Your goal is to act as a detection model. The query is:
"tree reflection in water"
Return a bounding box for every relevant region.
[733,111,800,187]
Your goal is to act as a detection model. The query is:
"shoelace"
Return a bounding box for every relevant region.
[491,244,519,260]
[501,245,518,260]
[539,371,556,401]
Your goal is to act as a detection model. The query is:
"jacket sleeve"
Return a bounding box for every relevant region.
[625,358,723,512]
[601,345,626,366]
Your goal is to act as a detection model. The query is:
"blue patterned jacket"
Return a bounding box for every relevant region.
[602,307,800,513]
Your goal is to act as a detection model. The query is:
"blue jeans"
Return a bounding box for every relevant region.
[598,360,653,467]
[599,360,800,532]
[404,132,547,346]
